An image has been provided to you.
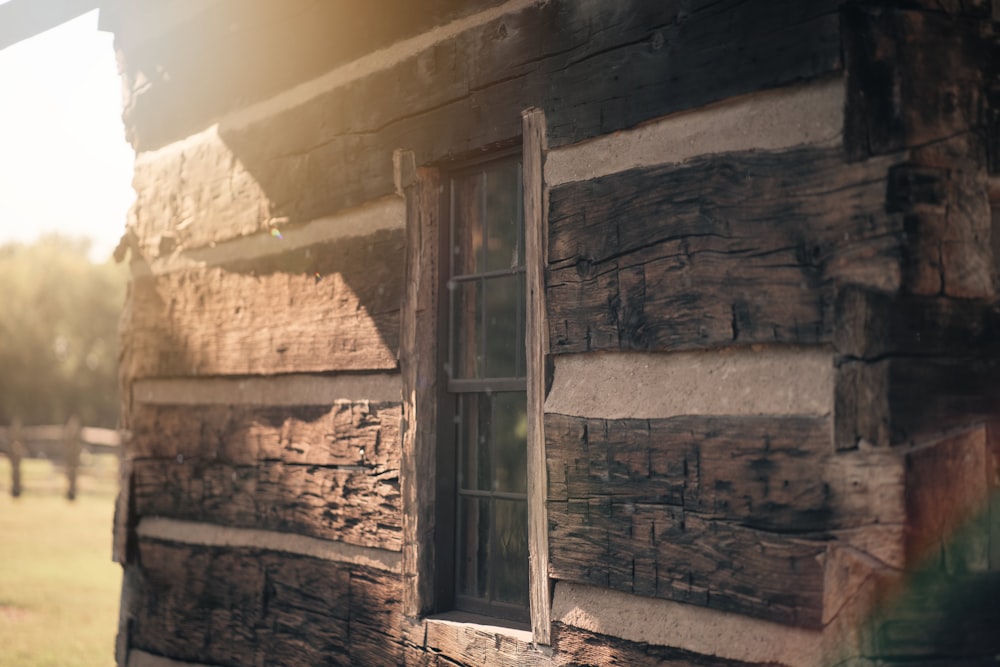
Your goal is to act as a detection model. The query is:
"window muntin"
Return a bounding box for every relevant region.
[447,156,528,622]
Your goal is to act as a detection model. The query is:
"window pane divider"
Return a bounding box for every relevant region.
[451,267,526,282]
[457,489,528,501]
[448,378,525,393]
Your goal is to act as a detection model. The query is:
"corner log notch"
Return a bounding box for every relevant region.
[835,290,1000,446]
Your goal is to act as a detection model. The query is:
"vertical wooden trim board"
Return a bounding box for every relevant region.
[523,107,552,645]
[400,156,442,617]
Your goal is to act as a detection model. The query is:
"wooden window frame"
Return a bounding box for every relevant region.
[399,108,550,644]
[442,149,529,624]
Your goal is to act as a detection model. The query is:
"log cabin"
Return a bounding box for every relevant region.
[31,0,1000,664]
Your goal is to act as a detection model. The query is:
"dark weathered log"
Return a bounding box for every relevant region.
[131,539,403,667]
[837,353,1000,448]
[546,413,900,533]
[546,147,902,354]
[127,0,844,148]
[547,499,827,627]
[843,7,1000,162]
[834,289,1000,360]
[125,230,404,378]
[544,412,908,625]
[886,357,1000,444]
[113,0,504,151]
[130,0,844,246]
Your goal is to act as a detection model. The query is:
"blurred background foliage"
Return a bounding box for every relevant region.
[0,235,126,428]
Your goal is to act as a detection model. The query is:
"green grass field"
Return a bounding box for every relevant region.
[0,457,121,667]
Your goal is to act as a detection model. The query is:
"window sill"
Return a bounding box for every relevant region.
[428,610,531,640]
[406,611,550,662]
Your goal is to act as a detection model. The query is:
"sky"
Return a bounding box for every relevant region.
[0,9,134,262]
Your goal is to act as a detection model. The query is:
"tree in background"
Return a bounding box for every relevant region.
[0,236,126,428]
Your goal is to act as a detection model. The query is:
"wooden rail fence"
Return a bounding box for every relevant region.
[0,417,121,500]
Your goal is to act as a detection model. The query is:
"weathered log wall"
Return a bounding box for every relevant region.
[107,0,1000,665]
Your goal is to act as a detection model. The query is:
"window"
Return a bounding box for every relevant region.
[443,155,529,623]
[399,110,549,644]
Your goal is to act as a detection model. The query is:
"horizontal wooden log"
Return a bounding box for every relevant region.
[130,402,401,470]
[545,413,904,532]
[131,402,401,550]
[131,539,403,667]
[123,230,403,378]
[837,289,1000,361]
[547,499,827,627]
[834,289,1000,447]
[887,357,1000,443]
[546,147,902,354]
[837,355,1000,447]
[133,459,401,551]
[114,0,507,151]
[128,0,843,248]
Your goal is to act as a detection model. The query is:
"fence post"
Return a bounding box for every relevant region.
[64,415,82,501]
[9,417,24,498]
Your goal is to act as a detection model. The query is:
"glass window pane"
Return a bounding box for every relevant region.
[485,162,521,271]
[494,499,528,607]
[457,496,490,600]
[459,394,492,491]
[452,173,484,276]
[484,274,519,378]
[451,278,483,379]
[494,392,526,494]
